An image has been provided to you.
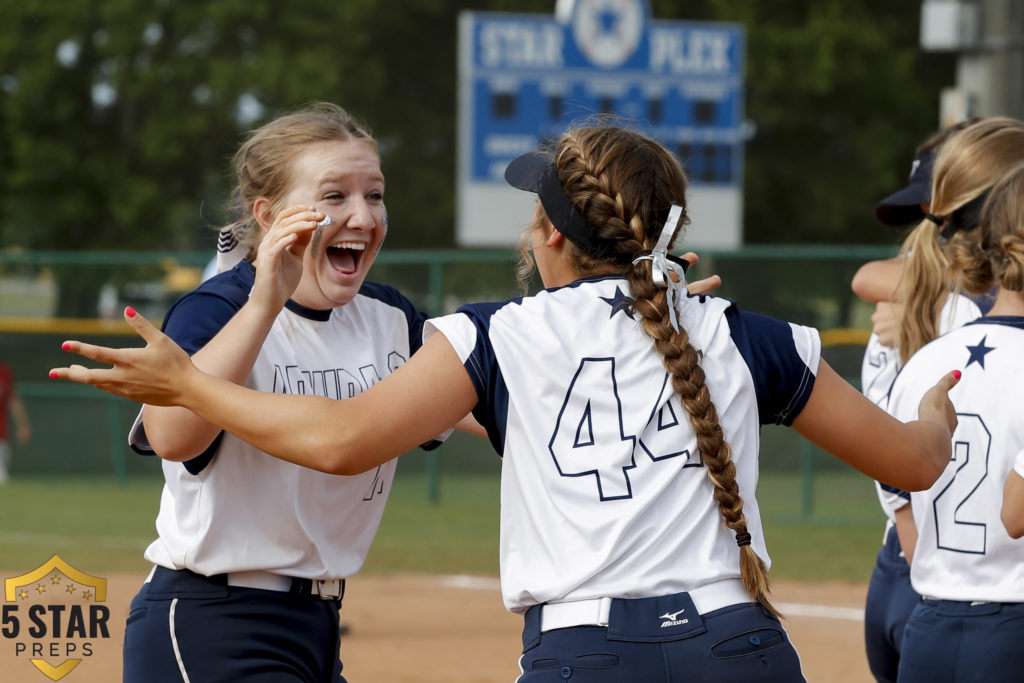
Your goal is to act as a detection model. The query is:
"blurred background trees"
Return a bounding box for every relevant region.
[0,0,954,314]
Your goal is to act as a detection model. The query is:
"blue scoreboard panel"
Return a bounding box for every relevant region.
[458,0,745,248]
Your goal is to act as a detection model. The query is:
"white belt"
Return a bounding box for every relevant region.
[540,579,752,633]
[921,595,993,607]
[146,566,344,600]
[226,570,344,599]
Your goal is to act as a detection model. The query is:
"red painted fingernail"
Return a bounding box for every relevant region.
[61,342,71,351]
[951,370,962,380]
[125,306,136,318]
[49,370,59,379]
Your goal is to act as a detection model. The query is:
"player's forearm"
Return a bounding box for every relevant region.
[793,360,952,491]
[144,302,279,460]
[893,504,917,565]
[175,367,408,475]
[1002,469,1024,539]
[888,419,952,491]
[851,257,904,303]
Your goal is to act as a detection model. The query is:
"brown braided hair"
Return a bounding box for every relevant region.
[524,125,776,613]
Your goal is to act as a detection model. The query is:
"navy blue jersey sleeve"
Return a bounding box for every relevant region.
[358,281,431,354]
[162,262,255,353]
[450,301,511,455]
[724,306,818,426]
[131,262,254,471]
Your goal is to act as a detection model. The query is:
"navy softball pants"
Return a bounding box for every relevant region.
[517,597,806,682]
[123,567,345,683]
[864,525,919,683]
[897,598,1024,683]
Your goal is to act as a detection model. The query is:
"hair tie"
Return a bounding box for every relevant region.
[735,531,752,547]
[631,204,686,331]
[924,213,943,225]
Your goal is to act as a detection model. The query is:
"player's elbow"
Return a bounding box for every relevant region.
[850,266,875,301]
[892,449,948,492]
[319,453,364,476]
[146,432,211,463]
[315,436,377,476]
[1002,509,1024,539]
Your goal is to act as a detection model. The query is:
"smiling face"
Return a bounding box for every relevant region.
[280,139,387,309]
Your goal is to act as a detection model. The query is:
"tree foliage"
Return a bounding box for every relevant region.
[0,0,956,305]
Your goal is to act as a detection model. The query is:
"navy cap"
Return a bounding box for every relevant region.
[874,151,935,226]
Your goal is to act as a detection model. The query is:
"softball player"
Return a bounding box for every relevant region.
[855,120,988,683]
[53,124,960,682]
[885,160,1024,682]
[118,102,457,683]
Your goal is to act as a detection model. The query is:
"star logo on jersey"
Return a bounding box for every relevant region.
[599,286,635,320]
[965,335,995,369]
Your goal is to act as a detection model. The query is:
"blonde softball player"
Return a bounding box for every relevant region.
[108,102,470,682]
[885,154,1024,683]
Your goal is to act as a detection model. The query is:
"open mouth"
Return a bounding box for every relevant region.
[326,241,366,274]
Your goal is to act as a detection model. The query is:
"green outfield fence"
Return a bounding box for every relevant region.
[0,246,895,518]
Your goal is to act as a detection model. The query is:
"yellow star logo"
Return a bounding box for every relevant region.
[50,575,61,584]
[18,590,27,599]
[81,590,92,600]
[35,584,45,594]
[65,584,76,594]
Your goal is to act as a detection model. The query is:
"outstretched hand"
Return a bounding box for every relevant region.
[49,307,196,407]
[917,370,961,439]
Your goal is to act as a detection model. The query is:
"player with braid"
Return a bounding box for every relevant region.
[53,123,961,682]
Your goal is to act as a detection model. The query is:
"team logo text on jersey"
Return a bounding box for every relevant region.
[659,608,689,628]
[271,352,407,398]
[2,555,111,681]
[271,357,404,501]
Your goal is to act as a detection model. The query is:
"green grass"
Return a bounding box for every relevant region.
[0,470,887,583]
[0,477,163,572]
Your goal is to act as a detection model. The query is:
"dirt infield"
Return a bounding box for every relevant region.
[0,573,872,682]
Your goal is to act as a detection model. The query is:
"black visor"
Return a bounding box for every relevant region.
[504,151,614,257]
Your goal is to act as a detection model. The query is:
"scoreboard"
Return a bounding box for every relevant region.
[457,0,746,248]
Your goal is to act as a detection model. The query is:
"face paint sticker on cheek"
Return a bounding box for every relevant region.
[375,207,388,256]
[311,213,334,258]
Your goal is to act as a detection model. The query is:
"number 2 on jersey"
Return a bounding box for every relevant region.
[548,358,696,501]
[933,413,990,554]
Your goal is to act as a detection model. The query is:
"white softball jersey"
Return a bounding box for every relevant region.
[862,293,983,523]
[887,316,1024,603]
[130,262,437,580]
[426,275,821,613]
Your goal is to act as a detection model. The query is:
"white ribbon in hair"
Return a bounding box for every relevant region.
[631,204,686,331]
